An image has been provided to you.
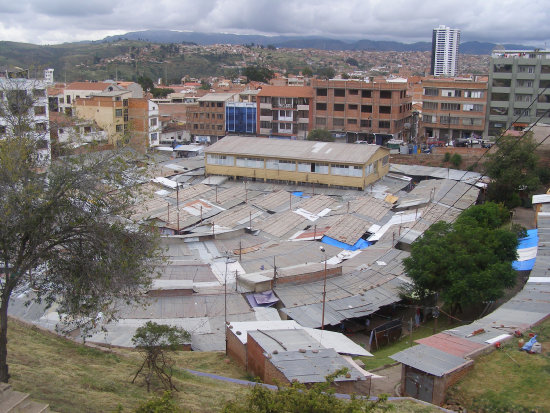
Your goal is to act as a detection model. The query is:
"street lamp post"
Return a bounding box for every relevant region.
[320,246,328,330]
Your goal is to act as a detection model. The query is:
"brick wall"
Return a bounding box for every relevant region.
[246,334,267,381]
[226,327,247,369]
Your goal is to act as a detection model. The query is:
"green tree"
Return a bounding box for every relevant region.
[222,369,389,413]
[242,66,274,83]
[307,129,334,142]
[450,153,462,168]
[151,87,175,98]
[317,67,336,80]
[132,322,191,392]
[484,133,540,208]
[137,75,154,93]
[199,80,211,90]
[403,203,518,314]
[301,66,313,77]
[0,81,162,383]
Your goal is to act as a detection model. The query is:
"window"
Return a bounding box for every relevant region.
[518,65,535,73]
[441,89,462,97]
[422,114,435,123]
[266,159,296,171]
[379,106,391,114]
[441,103,461,111]
[316,117,326,126]
[513,108,530,116]
[538,94,550,103]
[334,89,345,97]
[361,105,372,113]
[490,107,508,116]
[423,101,438,110]
[493,79,512,87]
[516,79,534,88]
[333,118,345,127]
[83,126,91,133]
[361,90,372,98]
[115,109,123,117]
[536,109,550,117]
[150,118,158,127]
[217,114,223,119]
[464,90,483,98]
[33,89,45,98]
[150,132,158,141]
[491,93,509,101]
[331,164,362,177]
[380,90,391,99]
[493,64,513,73]
[515,94,532,103]
[66,95,71,104]
[116,124,123,132]
[207,154,234,166]
[34,106,46,115]
[540,80,550,88]
[378,120,390,128]
[423,88,438,96]
[360,119,371,128]
[440,116,459,125]
[316,103,327,110]
[463,104,484,111]
[333,104,345,111]
[236,157,264,168]
[463,118,482,126]
[542,65,550,74]
[347,118,357,124]
[382,155,389,166]
[348,104,358,110]
[316,88,327,96]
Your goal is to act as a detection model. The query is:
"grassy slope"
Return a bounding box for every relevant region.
[357,318,462,370]
[6,317,440,413]
[447,317,550,412]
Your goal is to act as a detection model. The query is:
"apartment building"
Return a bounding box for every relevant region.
[420,77,487,142]
[74,90,133,144]
[187,93,237,143]
[127,98,161,151]
[311,79,412,142]
[257,86,313,140]
[431,25,461,77]
[0,67,50,160]
[486,48,550,137]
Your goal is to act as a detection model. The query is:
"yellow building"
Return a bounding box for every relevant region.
[204,136,390,190]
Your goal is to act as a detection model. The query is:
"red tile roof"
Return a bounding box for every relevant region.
[257,85,313,98]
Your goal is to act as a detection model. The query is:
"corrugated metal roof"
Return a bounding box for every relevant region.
[269,348,365,383]
[205,136,386,164]
[415,333,485,357]
[390,344,472,377]
[198,92,237,102]
[323,214,374,245]
[249,329,324,353]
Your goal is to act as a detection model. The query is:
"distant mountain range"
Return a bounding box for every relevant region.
[102,30,533,55]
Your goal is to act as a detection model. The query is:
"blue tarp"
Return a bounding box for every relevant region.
[321,235,372,251]
[522,335,537,352]
[512,229,538,271]
[517,229,539,249]
[512,258,536,271]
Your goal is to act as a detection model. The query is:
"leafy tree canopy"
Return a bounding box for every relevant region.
[151,87,175,98]
[484,133,540,208]
[137,75,154,93]
[242,66,274,83]
[316,67,336,80]
[403,202,518,313]
[307,129,334,142]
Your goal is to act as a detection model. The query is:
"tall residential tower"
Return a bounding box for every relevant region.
[431,25,460,77]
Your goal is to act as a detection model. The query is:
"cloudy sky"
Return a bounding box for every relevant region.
[1,0,549,46]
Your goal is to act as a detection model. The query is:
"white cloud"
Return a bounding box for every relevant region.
[0,0,549,46]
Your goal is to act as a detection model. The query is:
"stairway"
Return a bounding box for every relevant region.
[0,383,50,412]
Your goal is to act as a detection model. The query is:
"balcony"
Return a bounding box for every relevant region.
[260,102,272,109]
[260,115,273,121]
[298,117,309,124]
[260,128,272,135]
[297,104,309,111]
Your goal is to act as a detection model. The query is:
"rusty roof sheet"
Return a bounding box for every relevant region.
[415,333,485,358]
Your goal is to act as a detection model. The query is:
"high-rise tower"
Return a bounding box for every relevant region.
[431,25,460,77]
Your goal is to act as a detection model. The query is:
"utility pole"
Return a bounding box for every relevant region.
[320,246,327,330]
